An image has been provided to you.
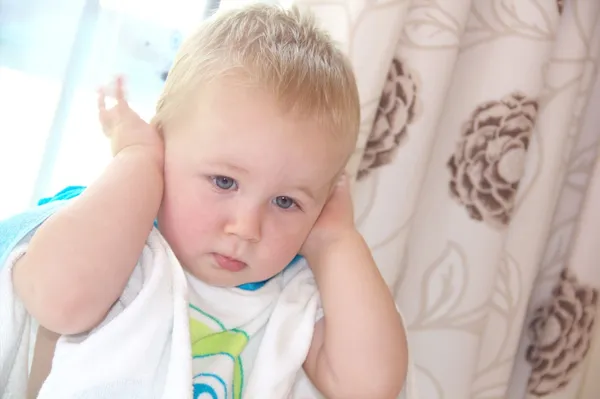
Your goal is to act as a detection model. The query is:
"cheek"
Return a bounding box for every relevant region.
[259,213,318,263]
[158,178,223,257]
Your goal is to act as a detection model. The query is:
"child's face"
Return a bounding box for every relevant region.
[157,79,349,287]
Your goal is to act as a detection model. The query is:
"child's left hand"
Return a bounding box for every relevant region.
[300,173,357,261]
[98,76,163,160]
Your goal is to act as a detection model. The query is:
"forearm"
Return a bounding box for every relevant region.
[307,231,407,397]
[13,147,164,334]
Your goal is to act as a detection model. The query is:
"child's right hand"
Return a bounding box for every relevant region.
[98,76,164,160]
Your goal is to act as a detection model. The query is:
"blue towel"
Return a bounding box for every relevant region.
[0,185,301,290]
[0,186,85,268]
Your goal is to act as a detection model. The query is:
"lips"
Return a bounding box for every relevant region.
[213,253,247,272]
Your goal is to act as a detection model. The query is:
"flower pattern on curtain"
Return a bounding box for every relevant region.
[358,57,422,181]
[447,92,538,228]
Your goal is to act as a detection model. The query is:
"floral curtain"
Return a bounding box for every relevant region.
[255,0,600,397]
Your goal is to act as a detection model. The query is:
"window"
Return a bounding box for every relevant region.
[0,0,219,218]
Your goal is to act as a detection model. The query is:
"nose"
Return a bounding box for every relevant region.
[224,205,262,243]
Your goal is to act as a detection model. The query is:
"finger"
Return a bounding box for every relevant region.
[330,174,352,202]
[97,88,110,127]
[331,173,349,193]
[99,83,120,112]
[114,75,126,102]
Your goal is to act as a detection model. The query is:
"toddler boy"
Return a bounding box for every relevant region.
[11,4,407,398]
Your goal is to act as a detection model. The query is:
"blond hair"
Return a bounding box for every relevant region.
[153,3,360,147]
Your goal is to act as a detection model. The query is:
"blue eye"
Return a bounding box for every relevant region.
[274,196,295,209]
[212,176,237,190]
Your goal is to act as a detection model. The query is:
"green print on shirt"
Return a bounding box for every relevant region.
[189,303,249,399]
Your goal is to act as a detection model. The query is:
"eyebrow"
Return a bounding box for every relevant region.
[206,161,249,175]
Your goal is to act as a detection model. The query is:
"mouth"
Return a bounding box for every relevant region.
[212,253,247,272]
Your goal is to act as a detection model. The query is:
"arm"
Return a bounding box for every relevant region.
[303,231,407,399]
[13,78,164,335]
[13,150,163,335]
[301,175,407,398]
